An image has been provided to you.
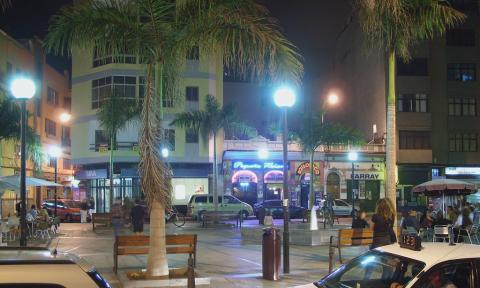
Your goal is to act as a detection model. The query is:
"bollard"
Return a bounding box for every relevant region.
[262,227,281,280]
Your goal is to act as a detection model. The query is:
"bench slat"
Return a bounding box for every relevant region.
[166,235,196,245]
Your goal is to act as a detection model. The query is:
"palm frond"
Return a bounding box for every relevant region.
[0,0,11,11]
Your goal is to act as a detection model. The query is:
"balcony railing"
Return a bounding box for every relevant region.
[89,142,139,152]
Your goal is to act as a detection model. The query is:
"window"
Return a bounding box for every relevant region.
[397,93,428,112]
[185,128,198,143]
[399,131,431,149]
[416,261,473,288]
[92,49,136,67]
[63,158,72,170]
[61,126,71,147]
[164,129,175,151]
[47,87,59,106]
[397,58,428,76]
[449,133,477,152]
[447,29,475,46]
[95,130,109,150]
[35,97,41,117]
[448,97,476,116]
[186,86,199,101]
[194,196,207,203]
[139,76,146,99]
[92,77,112,109]
[46,155,56,168]
[224,195,240,204]
[92,76,136,109]
[64,97,71,111]
[187,46,200,60]
[319,251,425,288]
[45,119,56,137]
[448,63,476,82]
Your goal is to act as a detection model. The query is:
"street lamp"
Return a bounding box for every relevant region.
[348,151,358,223]
[10,77,35,247]
[257,148,269,160]
[48,145,62,218]
[327,93,339,106]
[161,147,169,159]
[59,112,72,123]
[274,86,296,274]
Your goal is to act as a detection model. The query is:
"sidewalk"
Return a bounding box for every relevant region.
[50,219,366,288]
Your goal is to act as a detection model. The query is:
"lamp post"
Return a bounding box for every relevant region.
[348,151,358,223]
[10,77,36,247]
[48,145,62,218]
[274,87,296,274]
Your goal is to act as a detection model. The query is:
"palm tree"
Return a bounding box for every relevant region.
[96,91,140,210]
[0,0,11,11]
[356,0,464,216]
[46,0,302,277]
[295,112,363,210]
[171,95,256,215]
[0,93,43,172]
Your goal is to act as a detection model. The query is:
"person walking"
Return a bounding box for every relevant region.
[80,199,89,223]
[88,198,95,217]
[111,198,123,235]
[371,198,396,249]
[130,199,145,235]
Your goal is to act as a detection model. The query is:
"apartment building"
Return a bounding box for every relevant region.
[71,47,223,212]
[0,30,73,216]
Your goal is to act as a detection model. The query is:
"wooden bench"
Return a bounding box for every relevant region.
[113,234,197,274]
[201,211,243,228]
[91,213,112,232]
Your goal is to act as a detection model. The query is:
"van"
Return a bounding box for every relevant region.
[187,195,254,220]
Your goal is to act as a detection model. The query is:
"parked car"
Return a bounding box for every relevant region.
[253,199,306,219]
[42,199,90,222]
[0,247,111,287]
[187,195,254,220]
[320,199,357,216]
[295,242,480,288]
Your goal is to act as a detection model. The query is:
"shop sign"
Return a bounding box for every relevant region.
[120,168,139,178]
[232,161,283,170]
[296,162,321,176]
[445,167,480,175]
[347,172,384,180]
[75,169,107,180]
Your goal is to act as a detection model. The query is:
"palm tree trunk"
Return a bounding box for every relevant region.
[147,200,169,277]
[212,132,219,215]
[308,150,315,210]
[109,134,114,211]
[386,50,397,221]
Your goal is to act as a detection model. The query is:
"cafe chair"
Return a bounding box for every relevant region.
[433,225,450,243]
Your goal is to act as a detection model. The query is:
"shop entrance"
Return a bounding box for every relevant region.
[326,172,341,199]
[232,170,258,206]
[264,170,283,201]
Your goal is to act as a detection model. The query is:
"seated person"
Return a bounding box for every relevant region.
[352,211,369,229]
[402,210,420,231]
[432,211,451,226]
[28,205,38,219]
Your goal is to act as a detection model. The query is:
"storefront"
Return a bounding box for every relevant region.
[293,161,323,208]
[324,162,385,212]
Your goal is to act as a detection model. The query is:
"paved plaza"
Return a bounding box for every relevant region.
[44,218,365,287]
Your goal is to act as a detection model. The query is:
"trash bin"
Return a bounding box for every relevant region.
[262,227,281,280]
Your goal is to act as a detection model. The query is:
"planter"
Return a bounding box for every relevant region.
[118,269,211,288]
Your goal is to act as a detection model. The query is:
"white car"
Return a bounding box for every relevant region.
[321,199,356,216]
[295,242,480,288]
[0,247,111,287]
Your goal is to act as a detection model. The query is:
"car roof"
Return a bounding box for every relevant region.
[375,243,480,267]
[0,247,92,270]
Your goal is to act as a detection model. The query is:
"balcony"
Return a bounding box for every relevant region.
[398,149,432,164]
[89,141,139,152]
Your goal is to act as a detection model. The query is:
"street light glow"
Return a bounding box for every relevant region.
[59,112,72,123]
[348,151,358,161]
[10,78,35,100]
[327,93,339,105]
[161,148,169,158]
[48,145,62,158]
[274,87,296,108]
[258,148,269,160]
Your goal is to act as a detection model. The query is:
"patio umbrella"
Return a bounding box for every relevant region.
[412,178,476,214]
[0,175,62,192]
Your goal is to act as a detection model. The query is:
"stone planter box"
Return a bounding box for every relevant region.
[117,269,211,288]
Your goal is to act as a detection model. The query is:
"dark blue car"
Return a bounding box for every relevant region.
[253,199,306,219]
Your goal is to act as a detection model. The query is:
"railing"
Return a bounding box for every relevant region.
[89,141,139,152]
[223,139,386,153]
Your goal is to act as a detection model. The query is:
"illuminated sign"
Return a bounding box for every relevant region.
[296,162,321,176]
[347,172,383,180]
[232,161,283,170]
[445,167,480,175]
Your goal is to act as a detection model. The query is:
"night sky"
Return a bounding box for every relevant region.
[0,0,354,82]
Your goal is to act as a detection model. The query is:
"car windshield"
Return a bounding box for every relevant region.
[64,201,80,208]
[316,251,425,288]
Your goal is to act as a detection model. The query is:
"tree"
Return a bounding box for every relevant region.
[295,112,363,210]
[46,0,302,277]
[171,95,256,216]
[356,0,464,217]
[96,91,140,210]
[0,93,43,172]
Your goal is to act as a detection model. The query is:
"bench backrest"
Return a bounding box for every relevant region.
[92,213,112,220]
[338,228,374,246]
[115,234,196,255]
